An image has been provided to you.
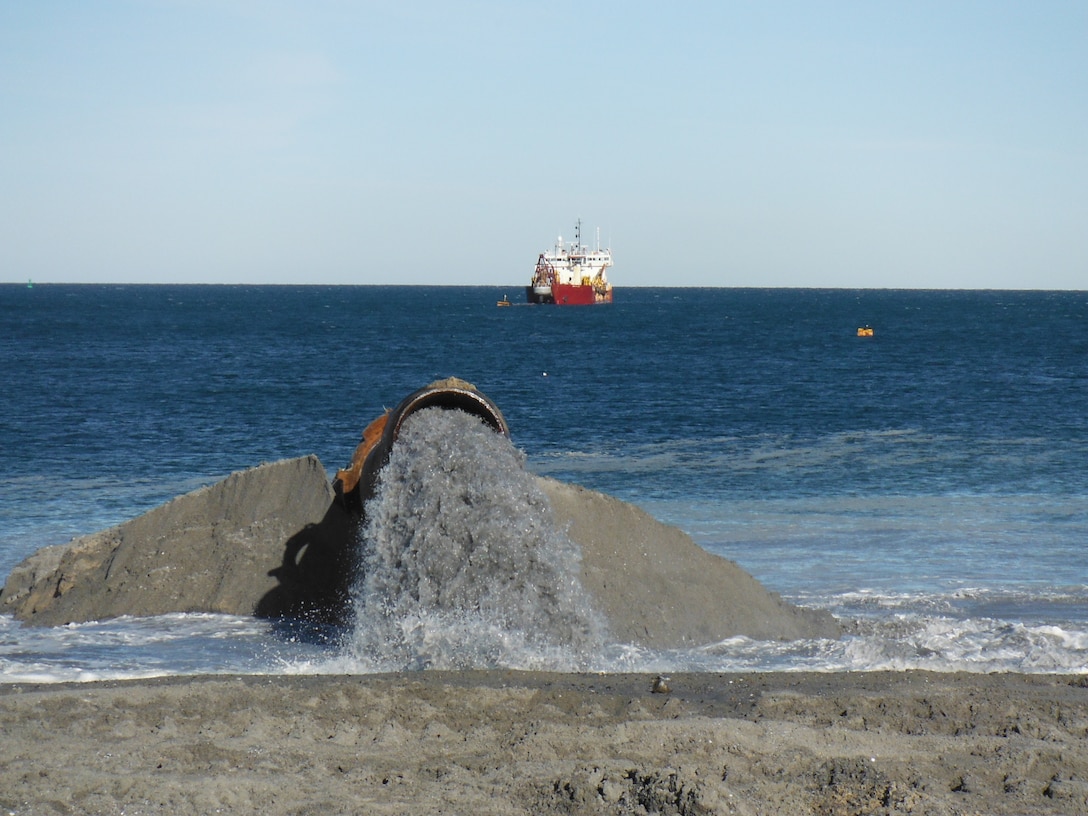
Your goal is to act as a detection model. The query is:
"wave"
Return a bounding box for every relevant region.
[5,608,1086,683]
[528,429,1088,501]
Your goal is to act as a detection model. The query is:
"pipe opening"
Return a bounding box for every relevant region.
[335,378,509,510]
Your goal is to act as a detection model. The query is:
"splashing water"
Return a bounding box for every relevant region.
[346,408,607,670]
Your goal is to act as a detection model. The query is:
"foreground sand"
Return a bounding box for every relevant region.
[2,671,1086,815]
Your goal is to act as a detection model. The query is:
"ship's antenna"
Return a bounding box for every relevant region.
[575,218,581,249]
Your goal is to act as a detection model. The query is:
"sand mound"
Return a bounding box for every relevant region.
[1,456,838,644]
[541,478,837,645]
[0,456,354,627]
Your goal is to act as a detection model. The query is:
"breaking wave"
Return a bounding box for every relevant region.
[5,606,1086,682]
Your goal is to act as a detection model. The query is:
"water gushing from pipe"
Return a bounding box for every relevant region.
[348,408,606,670]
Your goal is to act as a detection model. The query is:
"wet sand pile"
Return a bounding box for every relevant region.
[0,456,354,626]
[2,670,1086,815]
[1,455,837,644]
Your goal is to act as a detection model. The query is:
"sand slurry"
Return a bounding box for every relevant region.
[2,670,1086,815]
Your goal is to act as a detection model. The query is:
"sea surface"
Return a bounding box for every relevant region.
[2,284,1086,681]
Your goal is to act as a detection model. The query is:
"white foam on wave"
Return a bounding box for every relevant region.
[5,607,1087,682]
[837,615,1088,673]
[0,612,317,684]
[573,615,1088,675]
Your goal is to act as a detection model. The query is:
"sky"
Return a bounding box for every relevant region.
[2,1,1086,289]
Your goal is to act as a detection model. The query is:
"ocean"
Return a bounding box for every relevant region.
[2,284,1086,680]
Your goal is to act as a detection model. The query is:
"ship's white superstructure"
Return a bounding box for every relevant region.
[527,220,613,305]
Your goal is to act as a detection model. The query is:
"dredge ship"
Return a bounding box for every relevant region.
[526,220,613,305]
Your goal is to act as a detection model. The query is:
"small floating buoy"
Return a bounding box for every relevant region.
[542,371,548,377]
[857,326,874,337]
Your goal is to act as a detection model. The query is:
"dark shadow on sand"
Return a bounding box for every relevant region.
[255,501,357,625]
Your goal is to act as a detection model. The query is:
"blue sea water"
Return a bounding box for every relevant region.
[2,284,1086,680]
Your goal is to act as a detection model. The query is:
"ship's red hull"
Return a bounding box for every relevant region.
[525,282,612,305]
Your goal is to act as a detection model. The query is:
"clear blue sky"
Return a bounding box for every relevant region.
[2,1,1086,288]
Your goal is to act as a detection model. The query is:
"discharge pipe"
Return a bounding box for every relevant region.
[334,377,510,510]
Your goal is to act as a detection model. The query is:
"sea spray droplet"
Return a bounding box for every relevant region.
[349,407,606,670]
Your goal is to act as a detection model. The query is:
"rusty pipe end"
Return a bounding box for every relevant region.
[336,378,509,511]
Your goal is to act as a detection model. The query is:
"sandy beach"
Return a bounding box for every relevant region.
[2,670,1086,815]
